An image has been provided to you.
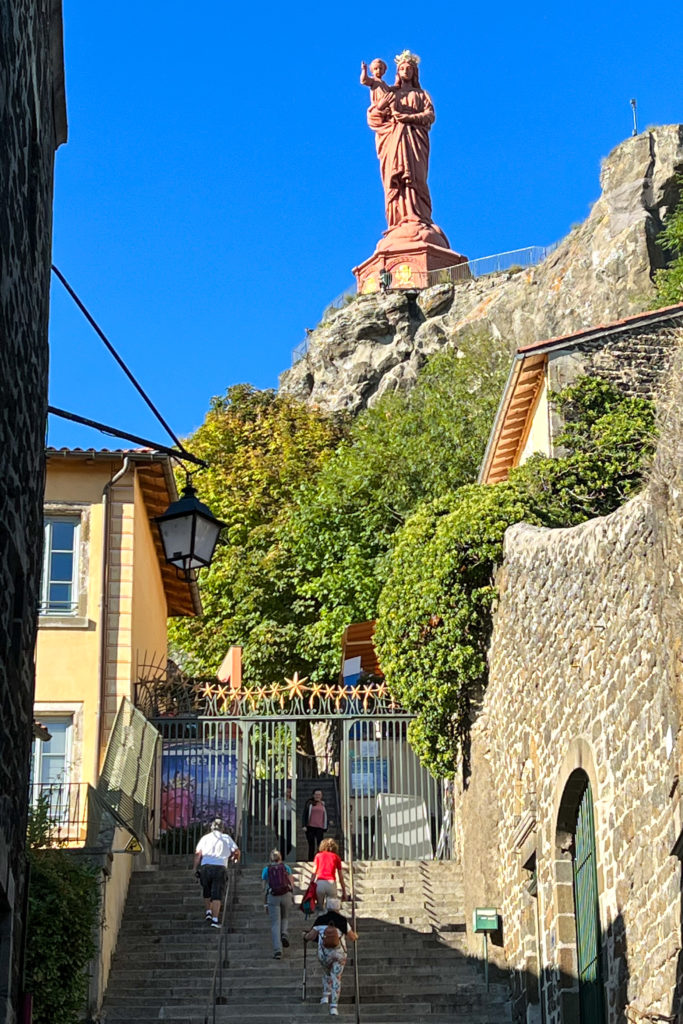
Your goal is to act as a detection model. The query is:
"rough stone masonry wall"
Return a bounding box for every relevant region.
[458,346,683,1024]
[0,2,65,1019]
[550,321,681,402]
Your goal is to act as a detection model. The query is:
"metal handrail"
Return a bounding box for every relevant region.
[296,751,336,778]
[29,782,90,846]
[345,808,361,1023]
[203,828,242,1024]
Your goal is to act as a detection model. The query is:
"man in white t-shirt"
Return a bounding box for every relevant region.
[193,818,240,928]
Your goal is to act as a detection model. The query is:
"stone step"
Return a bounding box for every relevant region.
[112,946,470,968]
[106,980,509,1003]
[102,860,511,1023]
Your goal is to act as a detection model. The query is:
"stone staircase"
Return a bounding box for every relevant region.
[242,777,341,864]
[101,859,511,1023]
[100,864,218,1023]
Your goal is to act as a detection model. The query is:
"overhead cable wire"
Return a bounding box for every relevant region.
[50,264,192,459]
[47,406,207,468]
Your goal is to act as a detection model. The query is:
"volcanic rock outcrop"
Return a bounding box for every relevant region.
[280,125,683,415]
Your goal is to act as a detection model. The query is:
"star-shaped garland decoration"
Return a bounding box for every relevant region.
[374,680,388,701]
[268,682,286,709]
[308,682,325,710]
[214,684,231,713]
[285,672,309,702]
[348,683,363,704]
[193,681,217,710]
[361,683,377,710]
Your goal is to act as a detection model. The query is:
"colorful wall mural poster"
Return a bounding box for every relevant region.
[160,741,238,833]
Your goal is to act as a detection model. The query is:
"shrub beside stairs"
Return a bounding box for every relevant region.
[101,860,511,1023]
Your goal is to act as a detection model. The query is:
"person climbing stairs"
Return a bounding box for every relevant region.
[101,858,511,1022]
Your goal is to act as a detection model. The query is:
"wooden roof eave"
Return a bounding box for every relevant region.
[478,353,547,485]
[136,461,202,618]
[340,620,382,681]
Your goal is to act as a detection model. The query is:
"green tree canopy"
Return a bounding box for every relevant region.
[283,333,510,681]
[168,385,346,682]
[374,377,657,777]
[170,335,509,690]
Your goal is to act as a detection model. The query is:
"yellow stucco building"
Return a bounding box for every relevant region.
[33,448,200,799]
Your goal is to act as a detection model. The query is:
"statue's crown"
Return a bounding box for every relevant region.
[394,49,420,66]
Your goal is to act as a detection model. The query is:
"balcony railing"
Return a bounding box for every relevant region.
[29,782,90,846]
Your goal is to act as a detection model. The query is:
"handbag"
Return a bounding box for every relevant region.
[300,879,317,917]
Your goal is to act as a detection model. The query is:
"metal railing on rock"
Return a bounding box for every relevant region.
[291,242,559,365]
[425,243,559,287]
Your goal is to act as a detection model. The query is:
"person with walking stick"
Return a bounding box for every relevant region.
[303,898,358,1016]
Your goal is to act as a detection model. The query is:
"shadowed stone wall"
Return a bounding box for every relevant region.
[548,321,680,401]
[0,1,66,1019]
[456,346,683,1024]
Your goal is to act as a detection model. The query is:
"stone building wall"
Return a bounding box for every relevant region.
[548,319,681,403]
[457,347,683,1023]
[0,1,66,1019]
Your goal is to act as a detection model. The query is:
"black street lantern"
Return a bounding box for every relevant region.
[154,481,225,581]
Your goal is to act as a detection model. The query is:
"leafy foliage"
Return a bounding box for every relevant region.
[168,385,346,682]
[374,377,657,776]
[25,802,100,1024]
[283,334,510,681]
[170,337,508,688]
[653,175,683,306]
[375,483,538,777]
[26,792,59,850]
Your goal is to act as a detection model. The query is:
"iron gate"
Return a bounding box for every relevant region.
[153,717,297,861]
[341,717,442,860]
[154,713,448,863]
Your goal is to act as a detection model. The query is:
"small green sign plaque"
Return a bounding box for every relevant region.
[472,908,500,933]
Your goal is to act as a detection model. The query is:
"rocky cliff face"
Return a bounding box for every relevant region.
[280,125,683,415]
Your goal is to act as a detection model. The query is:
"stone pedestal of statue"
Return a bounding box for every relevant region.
[353,219,468,293]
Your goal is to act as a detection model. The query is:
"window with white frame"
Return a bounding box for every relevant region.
[31,716,74,824]
[41,516,80,615]
[31,716,73,788]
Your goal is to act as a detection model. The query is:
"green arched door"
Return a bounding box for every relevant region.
[573,780,605,1023]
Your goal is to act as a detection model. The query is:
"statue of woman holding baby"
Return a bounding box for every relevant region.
[360,50,449,248]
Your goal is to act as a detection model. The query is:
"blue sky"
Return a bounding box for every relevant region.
[48,0,683,450]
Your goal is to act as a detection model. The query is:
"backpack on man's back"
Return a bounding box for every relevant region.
[267,861,292,896]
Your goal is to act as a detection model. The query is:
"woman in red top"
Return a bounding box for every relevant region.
[312,838,347,910]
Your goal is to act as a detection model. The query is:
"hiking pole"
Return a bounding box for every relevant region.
[301,936,307,1001]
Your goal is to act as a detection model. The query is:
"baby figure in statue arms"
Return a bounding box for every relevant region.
[360,58,392,103]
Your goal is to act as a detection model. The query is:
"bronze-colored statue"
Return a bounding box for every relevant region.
[354,51,464,291]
